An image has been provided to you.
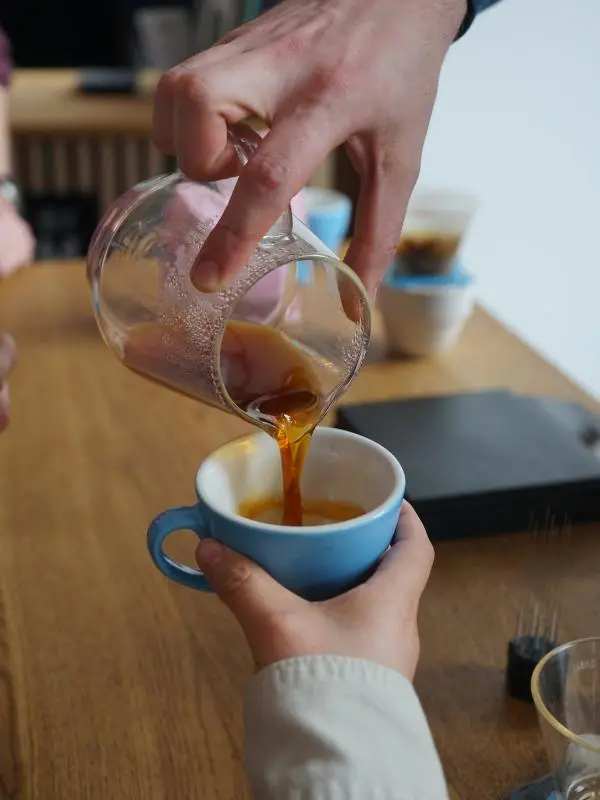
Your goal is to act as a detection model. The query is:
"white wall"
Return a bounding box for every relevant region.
[420,0,600,399]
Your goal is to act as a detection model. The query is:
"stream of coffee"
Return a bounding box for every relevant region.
[123,320,326,526]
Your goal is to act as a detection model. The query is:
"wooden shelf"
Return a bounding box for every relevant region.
[9,69,336,189]
[10,69,160,136]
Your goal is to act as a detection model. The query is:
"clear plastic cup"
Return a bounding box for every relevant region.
[532,637,600,799]
[395,188,478,277]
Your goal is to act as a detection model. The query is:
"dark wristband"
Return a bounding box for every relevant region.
[455,0,476,39]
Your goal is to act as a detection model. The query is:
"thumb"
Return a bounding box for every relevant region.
[195,539,299,642]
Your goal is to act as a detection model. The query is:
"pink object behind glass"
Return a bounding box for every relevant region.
[241,190,308,311]
[164,183,309,322]
[89,176,309,322]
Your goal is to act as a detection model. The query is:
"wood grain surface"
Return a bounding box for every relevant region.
[0,262,598,799]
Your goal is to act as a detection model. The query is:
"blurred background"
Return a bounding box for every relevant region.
[422,0,600,406]
[4,0,600,397]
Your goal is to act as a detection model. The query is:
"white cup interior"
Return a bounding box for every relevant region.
[197,427,404,528]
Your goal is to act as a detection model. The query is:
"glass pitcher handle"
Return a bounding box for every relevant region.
[227,124,294,244]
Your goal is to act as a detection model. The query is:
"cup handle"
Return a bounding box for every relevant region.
[147,506,212,592]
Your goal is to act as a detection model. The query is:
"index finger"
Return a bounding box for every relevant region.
[190,110,337,292]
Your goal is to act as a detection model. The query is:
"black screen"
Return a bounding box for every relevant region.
[2,0,195,68]
[2,0,134,68]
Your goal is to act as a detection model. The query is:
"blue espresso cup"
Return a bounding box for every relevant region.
[147,427,405,600]
[296,187,353,284]
[303,187,352,256]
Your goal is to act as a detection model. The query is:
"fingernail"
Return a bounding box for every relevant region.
[196,538,225,569]
[192,261,223,292]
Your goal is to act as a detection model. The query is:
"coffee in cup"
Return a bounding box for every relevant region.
[147,428,405,599]
[238,495,365,526]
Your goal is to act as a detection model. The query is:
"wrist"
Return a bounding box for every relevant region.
[430,0,470,46]
[408,0,471,49]
[393,0,470,56]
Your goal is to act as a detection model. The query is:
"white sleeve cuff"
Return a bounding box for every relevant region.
[244,655,448,799]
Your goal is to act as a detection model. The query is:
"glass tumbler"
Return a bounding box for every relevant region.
[532,637,600,799]
[86,129,371,435]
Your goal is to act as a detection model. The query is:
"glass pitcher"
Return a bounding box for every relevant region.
[86,128,371,436]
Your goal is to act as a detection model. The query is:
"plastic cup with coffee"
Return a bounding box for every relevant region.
[395,188,478,277]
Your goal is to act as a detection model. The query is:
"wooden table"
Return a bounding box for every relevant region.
[1,262,599,799]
